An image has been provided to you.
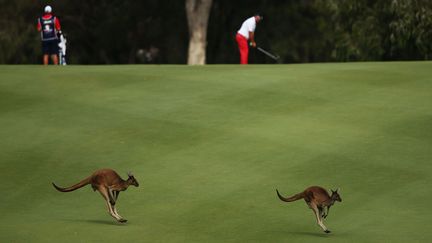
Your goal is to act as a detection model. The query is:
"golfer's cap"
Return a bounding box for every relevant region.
[44,5,52,13]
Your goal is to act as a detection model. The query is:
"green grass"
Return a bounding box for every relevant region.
[0,62,431,242]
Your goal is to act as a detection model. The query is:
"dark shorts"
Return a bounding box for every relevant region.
[42,39,59,55]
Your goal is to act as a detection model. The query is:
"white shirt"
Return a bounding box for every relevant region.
[237,17,256,39]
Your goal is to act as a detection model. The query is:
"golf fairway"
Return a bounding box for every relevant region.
[0,62,431,242]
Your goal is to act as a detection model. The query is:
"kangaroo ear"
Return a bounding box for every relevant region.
[127,171,133,177]
[336,188,340,193]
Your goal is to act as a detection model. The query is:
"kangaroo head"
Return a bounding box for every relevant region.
[330,188,342,202]
[127,171,139,187]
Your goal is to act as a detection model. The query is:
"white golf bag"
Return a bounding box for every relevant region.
[58,33,67,65]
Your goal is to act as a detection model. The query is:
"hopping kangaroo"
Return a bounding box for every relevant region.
[52,168,139,223]
[276,186,341,233]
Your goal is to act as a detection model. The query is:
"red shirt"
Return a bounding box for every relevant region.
[37,14,61,31]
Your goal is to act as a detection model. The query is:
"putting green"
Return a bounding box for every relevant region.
[0,62,431,242]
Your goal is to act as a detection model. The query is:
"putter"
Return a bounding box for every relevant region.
[257,46,280,61]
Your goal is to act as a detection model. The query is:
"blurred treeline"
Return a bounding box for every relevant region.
[1,0,432,64]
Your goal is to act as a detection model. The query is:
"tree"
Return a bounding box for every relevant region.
[185,0,213,65]
[384,0,432,60]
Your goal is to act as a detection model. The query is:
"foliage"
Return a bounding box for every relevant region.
[328,0,432,61]
[0,0,40,64]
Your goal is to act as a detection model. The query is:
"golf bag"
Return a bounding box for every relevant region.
[58,33,67,65]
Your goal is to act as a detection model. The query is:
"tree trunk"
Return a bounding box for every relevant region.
[185,0,213,65]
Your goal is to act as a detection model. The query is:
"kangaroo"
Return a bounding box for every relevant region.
[52,168,139,223]
[276,186,341,233]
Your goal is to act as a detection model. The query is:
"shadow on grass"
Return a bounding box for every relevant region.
[289,231,331,238]
[63,218,128,226]
[289,230,349,238]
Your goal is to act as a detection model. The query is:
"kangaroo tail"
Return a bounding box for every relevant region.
[276,189,304,202]
[52,176,91,192]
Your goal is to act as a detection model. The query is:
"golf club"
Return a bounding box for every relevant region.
[257,46,280,61]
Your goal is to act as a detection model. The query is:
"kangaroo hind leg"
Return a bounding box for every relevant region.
[109,190,126,223]
[99,187,126,223]
[311,204,330,233]
[108,188,127,223]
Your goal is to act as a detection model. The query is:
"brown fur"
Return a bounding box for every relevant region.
[52,168,139,223]
[276,186,341,233]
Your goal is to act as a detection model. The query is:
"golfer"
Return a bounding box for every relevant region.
[37,5,61,65]
[236,15,263,64]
